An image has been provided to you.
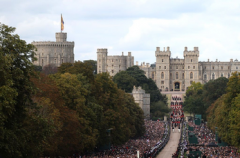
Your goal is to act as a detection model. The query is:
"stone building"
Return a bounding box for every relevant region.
[131,86,150,119]
[32,32,74,67]
[97,46,240,91]
[97,49,134,76]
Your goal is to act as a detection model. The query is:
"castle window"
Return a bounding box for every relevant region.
[182,73,184,79]
[42,53,43,56]
[176,72,178,79]
[170,66,172,69]
[182,66,184,69]
[190,81,193,84]
[164,66,166,69]
[159,66,161,69]
[112,59,113,62]
[212,66,214,69]
[190,72,193,79]
[193,66,195,69]
[191,59,192,62]
[112,70,114,73]
[228,66,230,70]
[221,66,223,70]
[188,66,190,69]
[221,73,224,77]
[119,65,121,68]
[161,72,164,79]
[62,59,63,63]
[176,66,178,69]
[152,72,154,79]
[212,73,215,80]
[170,73,172,79]
[54,59,56,64]
[162,59,164,62]
[236,66,238,69]
[42,59,44,66]
[204,74,207,80]
[161,81,164,84]
[228,73,230,78]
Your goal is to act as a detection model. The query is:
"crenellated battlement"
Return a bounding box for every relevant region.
[31,41,74,47]
[97,48,108,53]
[132,86,145,94]
[155,46,171,57]
[183,47,199,57]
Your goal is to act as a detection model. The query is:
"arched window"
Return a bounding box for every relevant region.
[204,74,207,80]
[221,73,224,77]
[54,59,57,64]
[42,59,44,66]
[190,72,193,79]
[176,72,178,79]
[182,73,184,79]
[161,72,164,79]
[170,73,172,79]
[212,73,215,80]
[228,73,230,78]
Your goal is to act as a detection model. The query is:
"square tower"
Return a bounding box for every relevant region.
[155,47,171,91]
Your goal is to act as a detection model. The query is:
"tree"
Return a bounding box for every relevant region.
[0,23,50,157]
[184,82,204,116]
[84,60,97,74]
[42,64,58,75]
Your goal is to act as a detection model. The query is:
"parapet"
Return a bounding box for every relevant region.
[132,86,145,94]
[183,47,199,57]
[31,41,74,46]
[97,48,108,53]
[56,32,67,42]
[155,46,171,57]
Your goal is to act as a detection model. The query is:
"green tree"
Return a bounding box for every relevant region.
[0,23,51,157]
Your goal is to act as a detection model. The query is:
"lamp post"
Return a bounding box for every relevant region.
[215,127,218,143]
[107,128,113,149]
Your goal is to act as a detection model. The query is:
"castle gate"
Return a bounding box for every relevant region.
[174,82,180,91]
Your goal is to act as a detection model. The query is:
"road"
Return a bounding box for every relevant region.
[156,129,181,158]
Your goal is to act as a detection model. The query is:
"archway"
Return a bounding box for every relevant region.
[174,82,180,91]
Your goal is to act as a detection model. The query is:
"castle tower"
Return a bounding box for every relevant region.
[97,48,108,73]
[184,47,199,89]
[155,47,171,91]
[32,32,74,68]
[132,86,150,119]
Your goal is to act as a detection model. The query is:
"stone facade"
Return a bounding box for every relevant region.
[97,49,134,76]
[97,46,240,91]
[131,86,150,119]
[32,32,74,67]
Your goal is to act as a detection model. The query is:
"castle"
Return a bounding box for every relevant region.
[131,86,150,119]
[97,46,240,91]
[32,32,74,67]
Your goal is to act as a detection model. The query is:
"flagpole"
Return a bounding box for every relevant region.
[61,14,62,33]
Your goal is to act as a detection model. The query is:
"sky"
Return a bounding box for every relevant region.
[1,0,240,64]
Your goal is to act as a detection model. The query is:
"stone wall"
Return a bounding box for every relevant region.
[32,32,74,67]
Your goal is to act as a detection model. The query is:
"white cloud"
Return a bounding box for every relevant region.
[1,0,240,64]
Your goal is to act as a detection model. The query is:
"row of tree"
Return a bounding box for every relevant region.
[0,23,145,157]
[112,66,170,120]
[184,74,240,147]
[183,77,229,120]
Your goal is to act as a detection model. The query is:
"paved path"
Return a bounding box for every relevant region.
[156,129,181,158]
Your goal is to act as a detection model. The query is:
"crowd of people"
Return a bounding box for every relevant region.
[185,121,240,158]
[80,120,170,158]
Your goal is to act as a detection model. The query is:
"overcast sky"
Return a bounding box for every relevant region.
[1,0,240,64]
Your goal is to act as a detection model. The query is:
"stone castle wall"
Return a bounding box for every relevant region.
[97,46,240,91]
[32,32,74,67]
[97,49,134,76]
[132,86,150,119]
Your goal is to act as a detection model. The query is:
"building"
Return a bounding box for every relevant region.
[32,32,74,67]
[131,86,150,119]
[97,47,240,91]
[97,49,134,76]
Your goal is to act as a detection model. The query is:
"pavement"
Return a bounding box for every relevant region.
[156,128,181,158]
